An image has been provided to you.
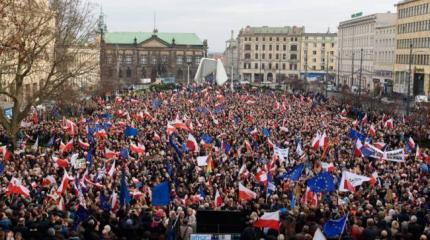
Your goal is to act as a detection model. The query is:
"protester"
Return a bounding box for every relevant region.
[0,85,429,240]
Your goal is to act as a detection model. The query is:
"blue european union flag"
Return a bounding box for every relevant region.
[152,182,170,206]
[214,107,223,114]
[0,162,4,174]
[307,172,336,193]
[169,136,183,159]
[182,142,189,153]
[86,147,93,168]
[124,126,138,138]
[152,99,162,109]
[360,146,375,157]
[262,128,270,137]
[100,113,113,119]
[278,164,304,182]
[165,160,173,176]
[99,193,110,212]
[323,215,348,238]
[222,142,231,154]
[201,134,213,144]
[119,170,131,207]
[120,148,129,159]
[349,129,366,142]
[198,185,206,199]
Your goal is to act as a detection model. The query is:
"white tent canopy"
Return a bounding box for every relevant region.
[193,58,228,86]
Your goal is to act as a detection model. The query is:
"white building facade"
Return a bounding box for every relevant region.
[337,13,397,92]
[237,26,304,83]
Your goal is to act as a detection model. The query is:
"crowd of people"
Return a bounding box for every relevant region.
[0,85,429,240]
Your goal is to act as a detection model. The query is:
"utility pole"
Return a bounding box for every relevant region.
[358,48,363,97]
[351,52,355,89]
[187,62,190,87]
[336,50,340,87]
[230,30,234,92]
[325,51,329,97]
[406,43,413,116]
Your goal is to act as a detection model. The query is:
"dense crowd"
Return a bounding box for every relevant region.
[0,85,429,240]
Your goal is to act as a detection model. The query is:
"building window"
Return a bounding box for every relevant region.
[255,45,259,50]
[262,45,266,50]
[255,63,258,69]
[125,55,132,65]
[119,68,123,78]
[269,37,272,41]
[290,54,297,60]
[275,63,278,70]
[275,54,279,60]
[245,44,251,51]
[176,56,183,65]
[313,51,317,55]
[269,54,272,59]
[255,53,258,59]
[269,45,272,51]
[290,45,297,51]
[140,55,147,65]
[282,63,286,70]
[269,63,272,69]
[283,45,286,51]
[262,63,265,69]
[195,57,201,65]
[244,53,251,59]
[262,54,265,59]
[283,54,286,60]
[152,57,157,65]
[243,63,247,69]
[185,56,192,63]
[126,67,132,78]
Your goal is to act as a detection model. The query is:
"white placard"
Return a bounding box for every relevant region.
[197,156,208,166]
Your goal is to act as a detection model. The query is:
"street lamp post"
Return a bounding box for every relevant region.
[406,43,413,116]
[187,61,191,87]
[358,48,363,97]
[325,51,329,97]
[230,41,235,92]
[351,52,355,89]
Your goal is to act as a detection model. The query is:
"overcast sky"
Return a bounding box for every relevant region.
[98,0,397,52]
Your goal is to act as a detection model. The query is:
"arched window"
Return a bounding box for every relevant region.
[290,45,298,51]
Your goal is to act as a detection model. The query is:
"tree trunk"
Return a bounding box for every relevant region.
[7,122,19,151]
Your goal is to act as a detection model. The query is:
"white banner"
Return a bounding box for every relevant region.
[383,149,405,162]
[367,144,405,162]
[274,146,289,164]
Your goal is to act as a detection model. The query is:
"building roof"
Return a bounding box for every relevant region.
[338,13,396,28]
[240,26,305,35]
[104,32,203,45]
[396,0,420,6]
[303,33,337,37]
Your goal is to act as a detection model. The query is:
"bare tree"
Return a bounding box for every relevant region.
[0,0,97,148]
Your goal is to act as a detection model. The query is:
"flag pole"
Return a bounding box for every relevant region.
[338,212,349,240]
